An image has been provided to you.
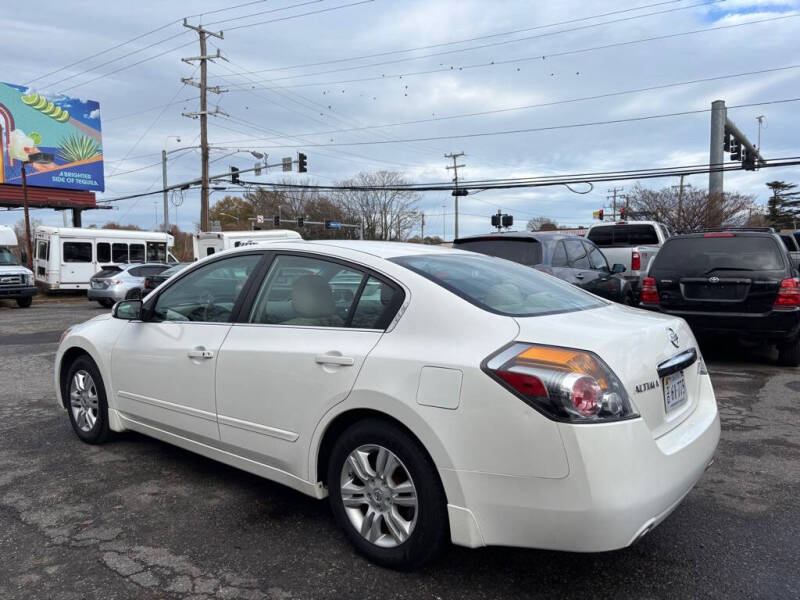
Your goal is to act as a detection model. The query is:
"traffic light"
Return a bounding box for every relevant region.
[723,134,731,153]
[451,188,468,197]
[742,148,756,170]
[501,214,513,228]
[296,217,305,227]
[491,214,501,228]
[619,207,627,220]
[230,166,240,184]
[730,140,742,161]
[273,215,280,227]
[593,209,604,220]
[298,152,308,173]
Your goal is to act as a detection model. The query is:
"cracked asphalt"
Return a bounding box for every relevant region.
[1,297,799,599]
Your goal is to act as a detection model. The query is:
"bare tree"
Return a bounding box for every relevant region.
[624,184,754,231]
[526,216,559,231]
[333,171,420,240]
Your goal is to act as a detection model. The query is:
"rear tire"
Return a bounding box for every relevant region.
[327,419,448,569]
[777,337,800,367]
[64,356,112,444]
[97,299,114,308]
[16,296,32,308]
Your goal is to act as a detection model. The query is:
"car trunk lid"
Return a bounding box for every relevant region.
[513,304,703,439]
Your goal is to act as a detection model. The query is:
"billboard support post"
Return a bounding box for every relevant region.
[20,163,32,269]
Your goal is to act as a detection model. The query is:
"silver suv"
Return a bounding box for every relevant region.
[88,263,170,307]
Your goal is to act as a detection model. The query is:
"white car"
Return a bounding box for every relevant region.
[55,240,720,568]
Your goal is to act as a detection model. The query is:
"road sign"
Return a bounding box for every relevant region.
[282,157,292,172]
[256,215,264,224]
[325,220,341,229]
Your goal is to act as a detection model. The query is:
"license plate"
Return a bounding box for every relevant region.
[663,371,687,412]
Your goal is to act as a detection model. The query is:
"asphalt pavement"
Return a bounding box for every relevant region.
[0,296,798,599]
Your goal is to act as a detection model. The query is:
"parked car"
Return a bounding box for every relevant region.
[87,263,171,307]
[640,229,800,366]
[586,220,671,297]
[57,240,719,568]
[453,231,634,304]
[0,225,37,308]
[142,262,192,297]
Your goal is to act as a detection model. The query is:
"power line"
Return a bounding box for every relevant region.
[215,63,800,144]
[205,0,327,26]
[206,97,800,148]
[229,12,799,90]
[225,0,375,31]
[214,0,710,81]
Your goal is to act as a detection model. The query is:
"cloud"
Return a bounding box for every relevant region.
[89,109,100,119]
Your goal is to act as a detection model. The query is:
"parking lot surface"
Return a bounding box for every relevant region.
[1,298,798,599]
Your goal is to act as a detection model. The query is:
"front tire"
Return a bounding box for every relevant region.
[327,419,448,569]
[64,356,112,444]
[16,296,32,308]
[777,337,800,367]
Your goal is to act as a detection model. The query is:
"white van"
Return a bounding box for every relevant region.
[34,226,178,291]
[193,229,302,259]
[0,225,37,307]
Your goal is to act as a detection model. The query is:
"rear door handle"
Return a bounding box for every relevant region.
[188,349,215,359]
[315,354,355,366]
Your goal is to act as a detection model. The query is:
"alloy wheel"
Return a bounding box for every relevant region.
[69,370,99,432]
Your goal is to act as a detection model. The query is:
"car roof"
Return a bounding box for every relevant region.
[243,239,470,260]
[454,231,581,244]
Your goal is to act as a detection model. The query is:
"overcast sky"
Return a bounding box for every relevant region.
[2,0,799,238]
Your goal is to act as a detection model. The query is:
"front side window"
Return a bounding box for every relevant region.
[393,254,605,317]
[152,254,261,322]
[565,239,589,269]
[97,242,110,263]
[63,242,92,263]
[37,241,49,261]
[588,247,609,271]
[147,242,167,262]
[112,243,128,263]
[130,244,145,262]
[249,255,366,327]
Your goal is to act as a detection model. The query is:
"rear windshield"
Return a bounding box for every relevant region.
[392,253,605,316]
[93,267,122,279]
[587,224,659,246]
[453,238,543,267]
[653,236,785,275]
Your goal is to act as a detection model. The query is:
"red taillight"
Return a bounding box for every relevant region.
[631,251,641,271]
[570,375,601,416]
[704,232,734,237]
[774,277,800,307]
[496,370,548,399]
[641,276,659,304]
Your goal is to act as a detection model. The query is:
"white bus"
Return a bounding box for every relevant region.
[34,226,178,291]
[193,229,302,259]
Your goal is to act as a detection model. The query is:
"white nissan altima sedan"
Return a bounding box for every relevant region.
[55,240,720,568]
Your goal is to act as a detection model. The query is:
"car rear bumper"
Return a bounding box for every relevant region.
[443,376,720,551]
[87,287,125,302]
[642,305,800,340]
[0,285,38,299]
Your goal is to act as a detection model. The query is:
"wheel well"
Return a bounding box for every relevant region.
[315,409,435,488]
[58,347,91,408]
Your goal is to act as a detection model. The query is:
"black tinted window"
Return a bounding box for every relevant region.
[130,244,145,262]
[454,238,542,267]
[653,236,785,275]
[349,276,404,329]
[97,242,110,263]
[63,242,92,263]
[588,225,659,246]
[127,266,146,277]
[112,243,128,263]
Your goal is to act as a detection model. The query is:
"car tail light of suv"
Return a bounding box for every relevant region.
[640,277,659,304]
[631,251,641,271]
[774,277,800,308]
[484,343,638,423]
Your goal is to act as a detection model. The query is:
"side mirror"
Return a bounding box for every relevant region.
[612,263,626,274]
[112,299,142,320]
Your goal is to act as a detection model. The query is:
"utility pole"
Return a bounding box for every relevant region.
[20,164,33,270]
[420,211,425,240]
[671,175,686,226]
[182,19,224,232]
[607,187,623,220]
[445,152,465,239]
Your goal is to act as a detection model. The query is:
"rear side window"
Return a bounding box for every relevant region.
[130,244,145,262]
[551,242,568,267]
[453,238,543,267]
[97,242,110,263]
[112,243,128,263]
[63,242,92,263]
[393,254,605,317]
[37,240,49,260]
[588,225,659,246]
[653,236,786,275]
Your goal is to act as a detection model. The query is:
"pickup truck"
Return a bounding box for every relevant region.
[585,220,671,297]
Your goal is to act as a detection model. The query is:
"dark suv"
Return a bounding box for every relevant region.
[640,229,800,366]
[453,232,634,304]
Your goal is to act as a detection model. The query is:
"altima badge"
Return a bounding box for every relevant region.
[667,327,679,348]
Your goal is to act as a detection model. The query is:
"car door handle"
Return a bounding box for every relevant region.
[315,354,355,366]
[575,273,584,279]
[187,349,215,359]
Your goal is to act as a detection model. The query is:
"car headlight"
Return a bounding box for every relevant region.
[27,273,35,285]
[484,342,639,423]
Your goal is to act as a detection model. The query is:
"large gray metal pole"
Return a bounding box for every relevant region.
[709,100,726,198]
[162,150,169,236]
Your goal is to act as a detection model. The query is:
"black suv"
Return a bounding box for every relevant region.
[453,232,634,304]
[640,229,800,366]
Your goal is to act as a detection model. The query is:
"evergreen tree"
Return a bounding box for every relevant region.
[765,181,800,230]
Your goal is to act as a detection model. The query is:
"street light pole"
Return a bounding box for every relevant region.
[20,162,33,270]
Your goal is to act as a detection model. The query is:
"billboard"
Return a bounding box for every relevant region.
[0,82,104,192]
